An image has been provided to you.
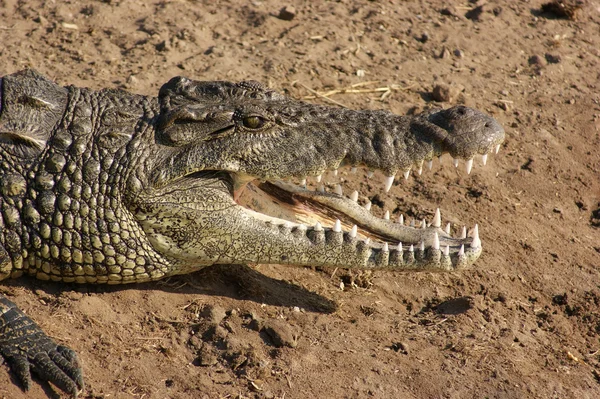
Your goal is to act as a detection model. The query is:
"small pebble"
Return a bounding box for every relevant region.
[528,54,546,67]
[262,319,298,348]
[432,84,452,102]
[545,53,562,64]
[278,6,296,21]
[453,49,464,58]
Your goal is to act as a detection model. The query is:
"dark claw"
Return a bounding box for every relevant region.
[0,295,84,396]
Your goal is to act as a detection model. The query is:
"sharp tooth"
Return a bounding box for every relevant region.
[458,244,465,256]
[365,238,371,245]
[364,201,372,211]
[427,160,433,170]
[465,158,473,175]
[416,160,423,175]
[471,224,481,248]
[382,242,389,252]
[384,175,395,192]
[397,242,403,251]
[495,144,501,154]
[314,221,323,231]
[333,169,338,176]
[420,241,425,251]
[298,224,307,231]
[403,169,410,180]
[333,219,342,232]
[445,222,451,235]
[481,153,488,166]
[421,219,426,229]
[460,226,467,239]
[334,184,343,196]
[300,178,307,185]
[433,232,440,250]
[318,183,325,193]
[443,245,449,256]
[350,190,359,202]
[350,225,357,238]
[351,167,357,174]
[316,174,322,182]
[367,170,374,178]
[398,214,404,225]
[384,210,390,220]
[453,158,459,168]
[432,208,441,228]
[409,244,414,252]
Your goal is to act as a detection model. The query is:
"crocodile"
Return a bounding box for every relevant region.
[0,69,505,396]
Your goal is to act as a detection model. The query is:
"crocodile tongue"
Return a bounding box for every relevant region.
[234,167,467,250]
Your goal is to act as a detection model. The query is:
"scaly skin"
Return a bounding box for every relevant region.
[0,69,505,396]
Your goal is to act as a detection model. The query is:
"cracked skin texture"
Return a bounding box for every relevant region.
[0,69,504,396]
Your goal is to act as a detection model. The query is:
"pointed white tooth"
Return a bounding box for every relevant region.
[427,160,433,170]
[351,167,357,174]
[333,219,342,233]
[364,201,372,211]
[365,238,371,245]
[421,219,426,229]
[495,144,501,154]
[350,190,359,202]
[409,244,414,252]
[458,244,465,256]
[398,214,404,225]
[314,221,323,231]
[445,223,451,235]
[350,225,357,238]
[384,210,390,220]
[433,232,440,250]
[465,158,473,175]
[300,178,307,185]
[334,184,343,196]
[318,183,325,192]
[316,174,322,182]
[443,245,449,256]
[481,153,488,166]
[417,165,423,175]
[382,242,389,252]
[461,226,467,239]
[384,175,395,192]
[453,158,459,168]
[471,224,481,248]
[298,224,307,231]
[420,241,425,251]
[333,169,338,176]
[403,169,410,180]
[432,208,441,228]
[367,170,374,178]
[397,242,403,251]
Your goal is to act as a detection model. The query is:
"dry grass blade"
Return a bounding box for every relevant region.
[299,81,416,103]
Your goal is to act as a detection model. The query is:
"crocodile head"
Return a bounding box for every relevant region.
[133,77,505,273]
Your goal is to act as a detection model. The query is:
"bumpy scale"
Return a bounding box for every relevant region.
[0,70,505,396]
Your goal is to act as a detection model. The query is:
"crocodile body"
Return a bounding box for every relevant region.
[0,69,504,396]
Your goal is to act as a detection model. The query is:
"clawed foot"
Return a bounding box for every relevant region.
[0,295,84,396]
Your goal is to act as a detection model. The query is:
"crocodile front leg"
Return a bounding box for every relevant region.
[0,247,84,396]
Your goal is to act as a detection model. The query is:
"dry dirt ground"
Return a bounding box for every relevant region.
[1,0,600,398]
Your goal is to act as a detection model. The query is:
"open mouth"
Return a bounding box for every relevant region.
[226,145,500,269]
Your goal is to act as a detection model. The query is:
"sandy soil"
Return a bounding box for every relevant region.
[1,0,600,398]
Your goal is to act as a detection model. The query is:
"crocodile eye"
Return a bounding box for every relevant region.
[242,116,266,129]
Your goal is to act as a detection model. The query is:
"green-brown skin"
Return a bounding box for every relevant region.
[0,70,505,396]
